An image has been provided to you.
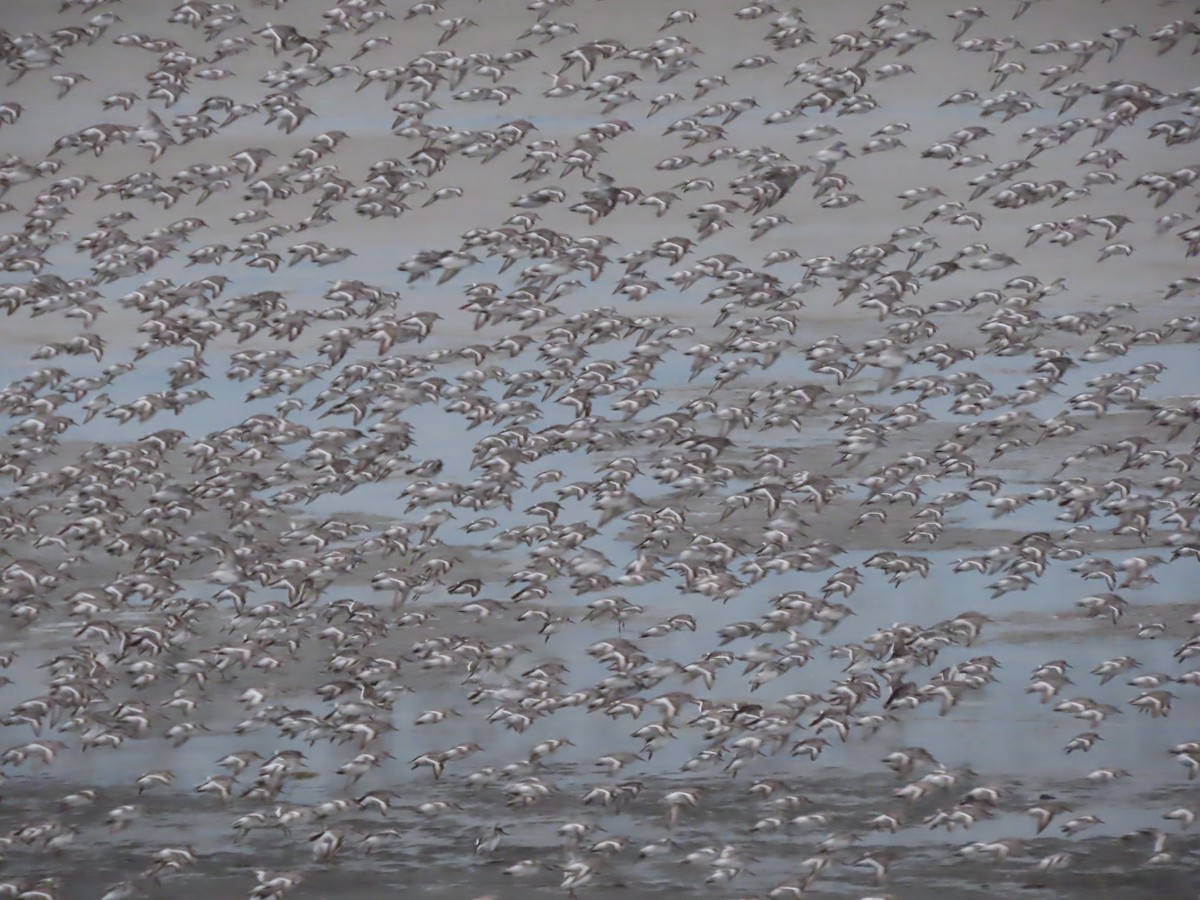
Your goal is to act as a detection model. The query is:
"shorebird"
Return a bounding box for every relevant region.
[0,3,1193,898]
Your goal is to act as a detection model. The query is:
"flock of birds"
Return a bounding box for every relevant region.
[0,0,1199,897]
